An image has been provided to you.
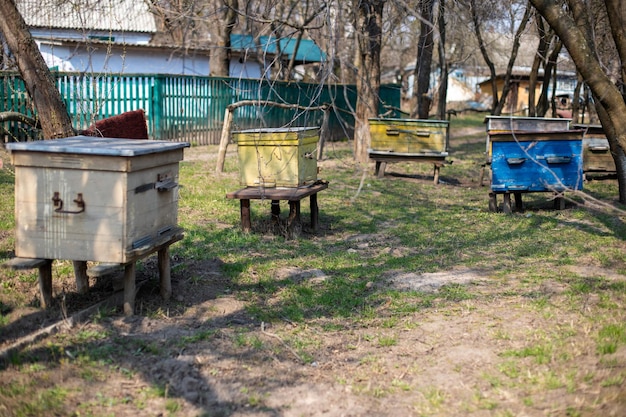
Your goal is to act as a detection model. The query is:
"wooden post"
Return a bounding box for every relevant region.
[73,260,89,294]
[310,193,319,232]
[240,199,251,233]
[158,246,172,300]
[287,201,301,227]
[317,108,330,161]
[377,162,387,178]
[38,260,53,308]
[503,193,512,214]
[216,107,233,173]
[514,192,524,211]
[271,200,280,223]
[123,262,136,316]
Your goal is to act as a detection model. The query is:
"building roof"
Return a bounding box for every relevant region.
[17,0,156,33]
[231,34,326,64]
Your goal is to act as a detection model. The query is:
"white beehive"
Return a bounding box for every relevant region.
[7,136,189,263]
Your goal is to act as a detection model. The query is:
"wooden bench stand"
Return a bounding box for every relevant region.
[488,191,566,214]
[2,228,184,316]
[369,152,450,184]
[2,257,54,309]
[226,182,328,235]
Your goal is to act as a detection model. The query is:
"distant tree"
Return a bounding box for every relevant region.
[461,0,532,115]
[435,0,448,120]
[412,0,435,119]
[353,0,385,164]
[526,12,563,118]
[210,0,239,77]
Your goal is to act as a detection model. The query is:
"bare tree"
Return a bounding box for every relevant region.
[492,3,532,115]
[0,0,74,139]
[526,11,563,118]
[210,0,239,77]
[467,0,499,112]
[412,0,435,119]
[0,0,93,292]
[353,0,386,164]
[530,0,626,202]
[435,0,448,120]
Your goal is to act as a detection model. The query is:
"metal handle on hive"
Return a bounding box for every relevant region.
[52,192,86,214]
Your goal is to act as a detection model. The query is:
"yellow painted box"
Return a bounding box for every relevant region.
[573,124,616,174]
[234,127,319,187]
[368,118,449,155]
[6,136,189,263]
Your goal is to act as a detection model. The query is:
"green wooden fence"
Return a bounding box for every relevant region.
[0,72,401,144]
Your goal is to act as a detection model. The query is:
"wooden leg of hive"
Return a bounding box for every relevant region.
[158,246,172,300]
[287,201,302,237]
[503,193,512,214]
[240,199,251,232]
[310,193,319,232]
[123,262,136,316]
[514,192,523,212]
[433,164,440,185]
[377,162,387,178]
[287,201,301,225]
[488,192,496,212]
[73,260,89,294]
[271,200,280,223]
[554,194,566,210]
[38,260,53,309]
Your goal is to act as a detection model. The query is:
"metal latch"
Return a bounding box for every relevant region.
[156,173,178,192]
[52,192,86,214]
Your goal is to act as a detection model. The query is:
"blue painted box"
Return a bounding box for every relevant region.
[490,130,585,193]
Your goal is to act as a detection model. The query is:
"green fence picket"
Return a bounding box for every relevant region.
[0,71,400,144]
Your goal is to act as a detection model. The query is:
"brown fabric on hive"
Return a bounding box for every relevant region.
[81,109,149,139]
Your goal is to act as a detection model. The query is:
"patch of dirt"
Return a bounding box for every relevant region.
[382,267,486,292]
[1,246,626,417]
[1,142,626,417]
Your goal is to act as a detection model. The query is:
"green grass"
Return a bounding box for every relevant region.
[2,114,626,415]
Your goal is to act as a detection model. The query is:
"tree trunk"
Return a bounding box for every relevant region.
[469,0,498,114]
[412,0,435,119]
[597,101,626,202]
[535,38,562,116]
[605,0,626,101]
[353,0,385,164]
[530,0,626,202]
[436,0,447,120]
[528,16,551,117]
[0,0,74,139]
[571,75,583,123]
[0,0,88,292]
[210,0,238,77]
[493,5,531,116]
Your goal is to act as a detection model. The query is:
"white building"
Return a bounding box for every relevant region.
[15,0,325,78]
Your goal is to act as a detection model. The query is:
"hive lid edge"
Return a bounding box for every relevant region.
[6,136,190,156]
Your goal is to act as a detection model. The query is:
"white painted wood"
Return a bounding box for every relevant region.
[10,139,186,263]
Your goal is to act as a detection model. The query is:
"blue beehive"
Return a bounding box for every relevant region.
[490,129,585,193]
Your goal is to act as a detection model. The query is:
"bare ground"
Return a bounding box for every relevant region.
[1,134,625,416]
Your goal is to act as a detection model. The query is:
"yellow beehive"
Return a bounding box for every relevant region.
[575,124,616,174]
[234,127,319,187]
[368,118,449,155]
